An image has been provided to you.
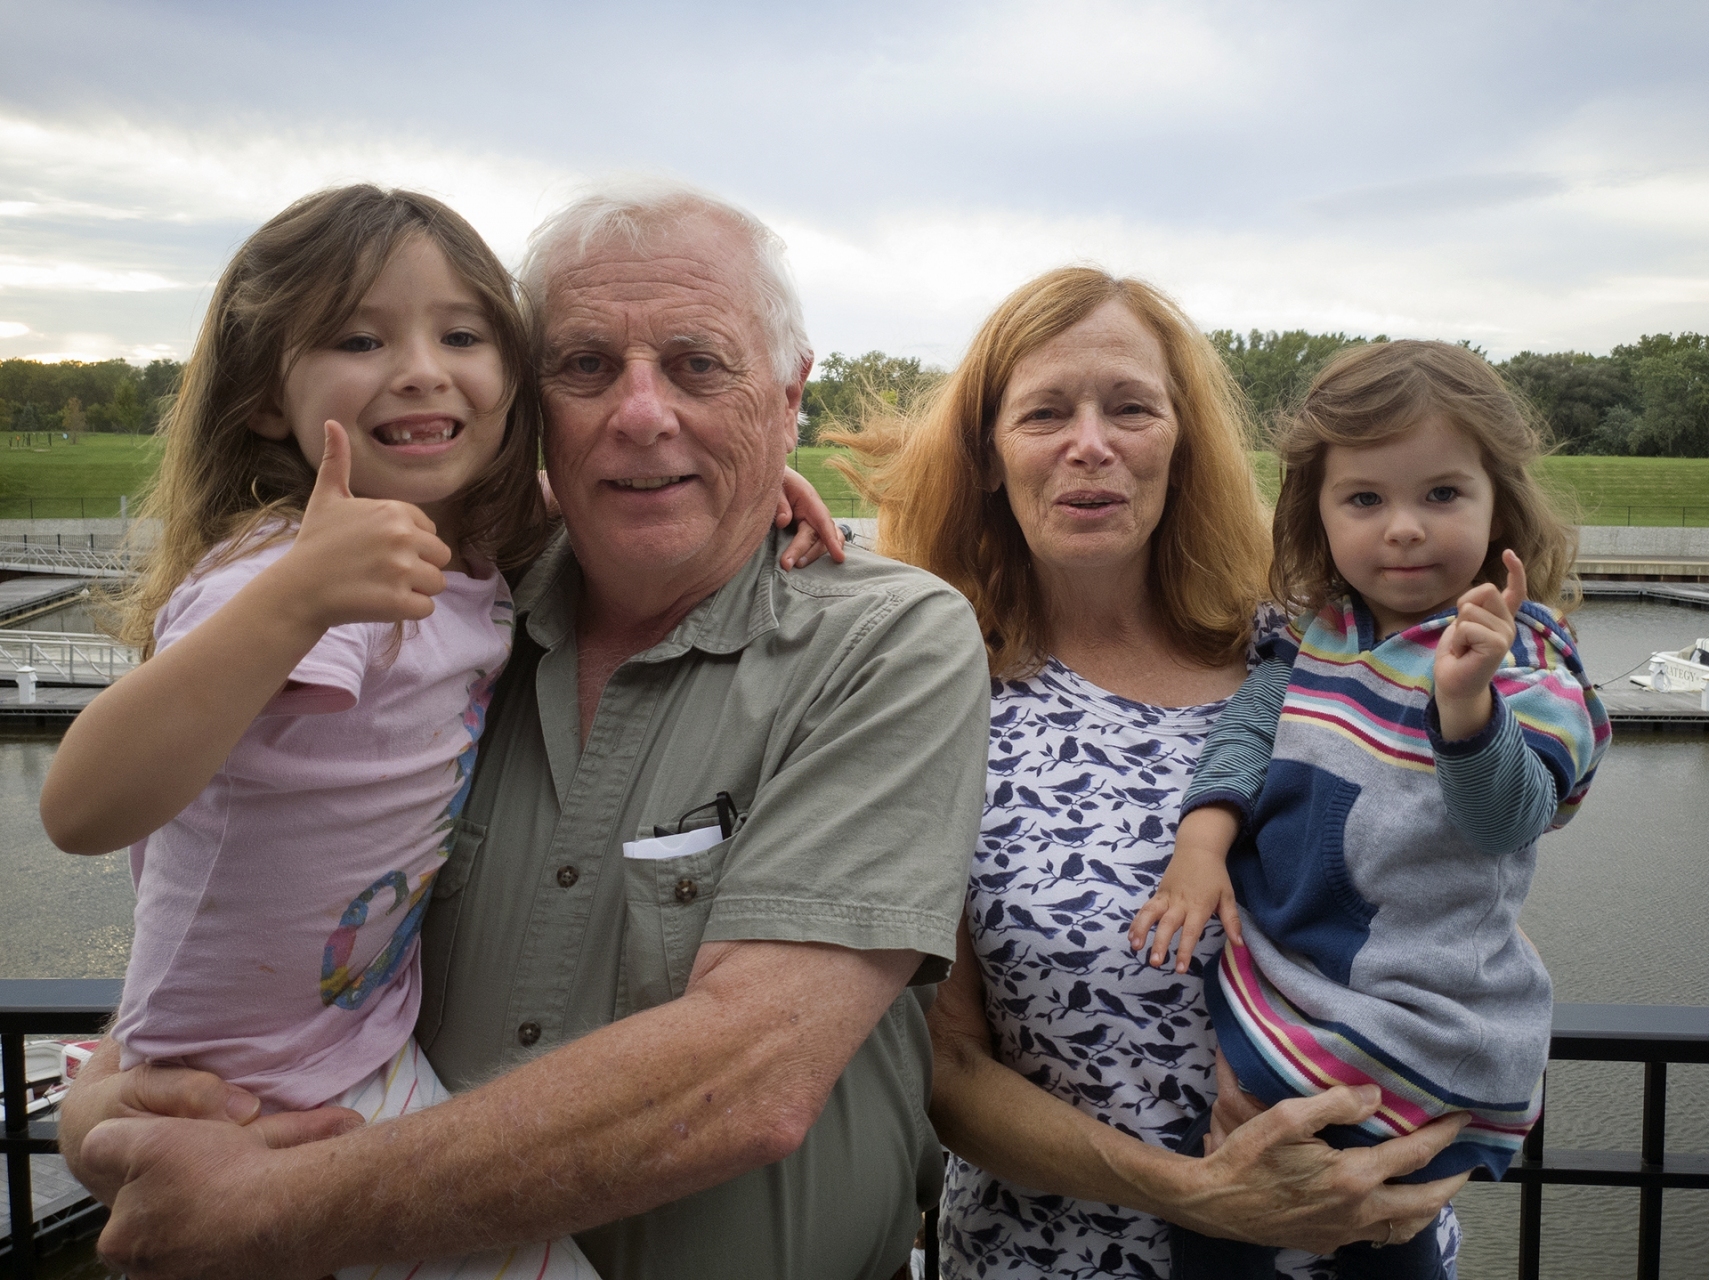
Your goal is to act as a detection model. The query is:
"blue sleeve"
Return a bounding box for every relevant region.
[1429,693,1561,854]
[1182,655,1291,828]
[1428,605,1610,853]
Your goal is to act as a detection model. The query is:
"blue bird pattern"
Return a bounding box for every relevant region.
[939,646,1461,1279]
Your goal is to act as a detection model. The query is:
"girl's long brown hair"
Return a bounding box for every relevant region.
[828,267,1270,678]
[1270,340,1578,615]
[111,185,548,649]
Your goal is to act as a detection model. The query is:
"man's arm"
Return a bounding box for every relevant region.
[84,938,918,1280]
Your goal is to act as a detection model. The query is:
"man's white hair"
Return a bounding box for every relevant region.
[519,177,812,385]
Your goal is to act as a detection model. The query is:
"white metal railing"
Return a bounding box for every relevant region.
[0,541,138,579]
[0,630,138,686]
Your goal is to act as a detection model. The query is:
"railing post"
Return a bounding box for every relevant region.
[1637,1061,1665,1280]
[1518,1072,1544,1280]
[3,1029,39,1278]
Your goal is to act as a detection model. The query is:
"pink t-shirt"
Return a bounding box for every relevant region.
[112,534,514,1110]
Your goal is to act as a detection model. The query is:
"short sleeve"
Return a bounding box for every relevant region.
[700,584,992,984]
[154,536,374,716]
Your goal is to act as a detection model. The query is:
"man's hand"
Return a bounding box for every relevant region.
[1189,1084,1471,1253]
[88,1115,334,1280]
[1434,550,1525,740]
[61,1038,363,1206]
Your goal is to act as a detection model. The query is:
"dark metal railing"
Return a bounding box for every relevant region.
[1,979,121,1278]
[4,988,1707,1280]
[1499,1002,1709,1280]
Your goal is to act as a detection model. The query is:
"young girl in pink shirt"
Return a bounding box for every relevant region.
[41,184,834,1279]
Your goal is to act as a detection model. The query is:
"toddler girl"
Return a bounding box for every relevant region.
[41,185,834,1279]
[1130,340,1609,1279]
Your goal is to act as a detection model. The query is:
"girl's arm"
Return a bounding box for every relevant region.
[40,423,450,855]
[775,465,846,569]
[1130,655,1290,970]
[1130,805,1243,971]
[1431,554,1609,852]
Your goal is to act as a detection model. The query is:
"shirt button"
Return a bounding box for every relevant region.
[674,877,699,904]
[517,1021,542,1047]
[556,864,579,888]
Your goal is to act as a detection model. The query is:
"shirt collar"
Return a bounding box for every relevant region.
[516,527,782,660]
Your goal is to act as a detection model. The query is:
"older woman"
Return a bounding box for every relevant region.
[835,268,1467,1278]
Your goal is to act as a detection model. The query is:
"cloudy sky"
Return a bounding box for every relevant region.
[2,0,1706,370]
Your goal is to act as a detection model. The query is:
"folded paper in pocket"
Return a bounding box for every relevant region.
[623,825,726,861]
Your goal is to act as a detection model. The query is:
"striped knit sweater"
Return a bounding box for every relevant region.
[1182,594,1610,1180]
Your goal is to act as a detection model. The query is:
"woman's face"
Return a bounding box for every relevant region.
[990,299,1180,589]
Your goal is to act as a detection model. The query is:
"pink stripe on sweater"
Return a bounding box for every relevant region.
[1221,945,1437,1135]
[1282,704,1435,769]
[1291,684,1430,740]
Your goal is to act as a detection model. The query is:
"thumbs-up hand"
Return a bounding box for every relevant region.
[1433,549,1526,739]
[282,421,451,631]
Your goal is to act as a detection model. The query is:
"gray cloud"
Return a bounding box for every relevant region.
[1,0,1706,364]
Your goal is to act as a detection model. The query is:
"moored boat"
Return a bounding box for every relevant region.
[1629,638,1709,694]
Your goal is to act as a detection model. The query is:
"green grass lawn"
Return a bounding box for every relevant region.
[1,432,162,517]
[1533,455,1709,526]
[1252,453,1709,524]
[789,445,872,518]
[5,436,1705,527]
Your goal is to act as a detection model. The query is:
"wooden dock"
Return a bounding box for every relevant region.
[0,577,87,626]
[1599,686,1709,731]
[1580,580,1709,608]
[0,685,98,725]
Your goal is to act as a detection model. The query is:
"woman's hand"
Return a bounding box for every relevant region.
[1129,805,1243,972]
[1434,549,1526,740]
[776,466,847,569]
[1204,1046,1263,1156]
[1187,1085,1471,1252]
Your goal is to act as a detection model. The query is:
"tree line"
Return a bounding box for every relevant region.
[2,358,180,438]
[801,332,1709,457]
[6,331,1707,457]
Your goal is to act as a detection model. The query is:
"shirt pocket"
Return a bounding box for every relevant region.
[418,817,487,1049]
[619,826,733,1013]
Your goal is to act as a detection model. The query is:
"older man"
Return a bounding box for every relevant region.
[64,185,992,1279]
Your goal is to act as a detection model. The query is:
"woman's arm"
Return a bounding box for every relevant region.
[40,422,450,854]
[927,916,1471,1253]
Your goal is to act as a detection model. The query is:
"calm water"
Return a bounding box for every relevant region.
[12,599,102,633]
[1,598,1705,1277]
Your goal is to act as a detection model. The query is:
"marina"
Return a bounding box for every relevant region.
[0,581,89,630]
[1,579,1707,1278]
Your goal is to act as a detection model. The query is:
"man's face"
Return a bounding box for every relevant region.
[538,216,804,602]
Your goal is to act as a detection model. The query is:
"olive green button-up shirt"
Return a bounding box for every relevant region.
[417,529,990,1280]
